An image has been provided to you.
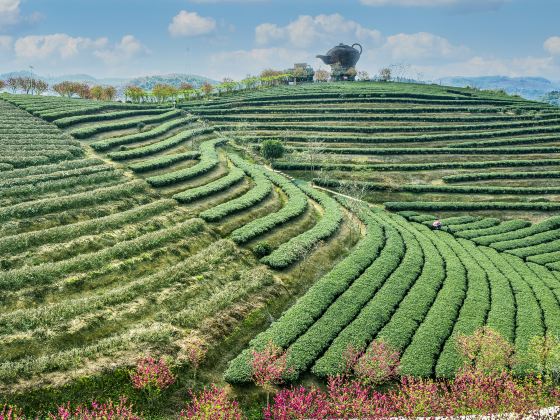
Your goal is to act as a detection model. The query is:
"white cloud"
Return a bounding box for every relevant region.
[0,0,19,27]
[0,34,12,50]
[0,0,18,14]
[384,32,468,60]
[14,33,107,59]
[409,55,559,80]
[544,36,560,56]
[94,35,147,65]
[12,33,146,66]
[361,0,507,13]
[168,10,216,37]
[255,13,381,48]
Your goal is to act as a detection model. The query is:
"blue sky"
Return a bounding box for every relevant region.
[1,0,559,81]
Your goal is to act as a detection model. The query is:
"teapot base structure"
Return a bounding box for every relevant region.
[316,42,362,81]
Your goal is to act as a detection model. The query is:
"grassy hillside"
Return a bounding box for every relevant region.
[1,82,560,415]
[0,93,358,414]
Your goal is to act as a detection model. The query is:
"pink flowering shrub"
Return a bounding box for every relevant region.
[131,356,175,398]
[251,341,290,389]
[456,326,514,374]
[344,340,401,386]
[0,405,24,420]
[251,341,292,407]
[327,376,392,418]
[49,397,140,420]
[183,337,208,380]
[390,376,446,417]
[179,385,242,420]
[263,385,329,420]
[265,370,560,418]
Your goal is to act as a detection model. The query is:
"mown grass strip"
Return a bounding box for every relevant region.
[109,126,214,161]
[0,180,146,222]
[129,151,200,173]
[275,158,560,172]
[314,177,560,195]
[54,108,170,128]
[173,165,245,203]
[91,116,196,151]
[199,154,273,222]
[0,218,204,291]
[70,110,182,139]
[384,201,560,212]
[229,170,308,244]
[260,183,342,269]
[146,137,225,187]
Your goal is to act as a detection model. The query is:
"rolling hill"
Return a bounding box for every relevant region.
[1,82,560,415]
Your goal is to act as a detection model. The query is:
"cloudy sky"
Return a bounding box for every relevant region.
[0,0,559,81]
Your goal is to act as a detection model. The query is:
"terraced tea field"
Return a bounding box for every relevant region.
[1,82,560,412]
[184,82,560,219]
[0,93,357,402]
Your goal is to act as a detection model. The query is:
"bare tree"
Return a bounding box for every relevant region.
[357,70,370,81]
[19,77,34,94]
[103,86,117,101]
[6,77,18,93]
[390,63,411,82]
[201,82,214,97]
[338,180,369,243]
[314,69,330,82]
[34,79,48,95]
[305,139,327,172]
[296,240,324,281]
[379,67,392,82]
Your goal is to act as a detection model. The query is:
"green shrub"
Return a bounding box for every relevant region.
[252,241,272,258]
[261,140,285,160]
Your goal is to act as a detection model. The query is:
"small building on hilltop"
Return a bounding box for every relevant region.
[285,63,315,84]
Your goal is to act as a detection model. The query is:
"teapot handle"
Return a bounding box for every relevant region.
[352,43,363,55]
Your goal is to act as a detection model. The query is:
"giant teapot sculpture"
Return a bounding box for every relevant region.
[316,43,363,69]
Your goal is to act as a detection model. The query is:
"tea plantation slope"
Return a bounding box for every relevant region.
[0,98,292,394]
[183,82,560,218]
[6,93,348,271]
[225,203,560,383]
[400,211,560,271]
[0,93,360,394]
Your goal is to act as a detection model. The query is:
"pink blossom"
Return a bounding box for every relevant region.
[180,385,242,420]
[0,405,24,420]
[49,397,140,419]
[130,356,175,395]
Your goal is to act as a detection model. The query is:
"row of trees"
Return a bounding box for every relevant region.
[0,66,397,103]
[125,67,390,103]
[0,76,49,95]
[0,76,118,100]
[52,81,117,101]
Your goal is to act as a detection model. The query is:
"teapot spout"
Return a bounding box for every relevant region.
[316,54,333,65]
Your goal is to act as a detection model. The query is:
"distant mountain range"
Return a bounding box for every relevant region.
[127,74,217,90]
[0,71,218,89]
[437,76,560,101]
